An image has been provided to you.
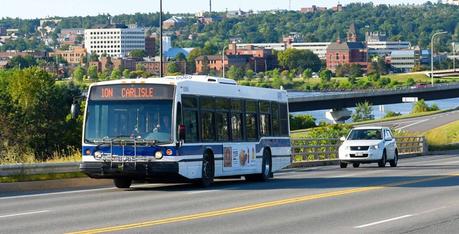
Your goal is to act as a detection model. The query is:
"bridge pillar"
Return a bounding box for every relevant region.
[325,108,352,124]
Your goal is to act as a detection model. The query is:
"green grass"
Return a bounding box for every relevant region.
[424,120,459,151]
[353,109,454,126]
[0,172,86,183]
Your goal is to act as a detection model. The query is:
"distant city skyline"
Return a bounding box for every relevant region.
[1,0,425,19]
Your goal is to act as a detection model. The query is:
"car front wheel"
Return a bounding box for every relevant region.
[378,151,387,167]
[390,150,398,167]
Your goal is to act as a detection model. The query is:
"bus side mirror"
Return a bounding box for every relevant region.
[178,124,186,141]
[70,102,79,119]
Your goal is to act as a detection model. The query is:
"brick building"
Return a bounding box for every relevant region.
[326,23,368,72]
[49,46,87,64]
[145,36,156,57]
[225,43,277,71]
[195,55,251,74]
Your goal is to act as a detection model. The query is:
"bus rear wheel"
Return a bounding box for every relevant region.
[114,177,132,189]
[246,149,272,182]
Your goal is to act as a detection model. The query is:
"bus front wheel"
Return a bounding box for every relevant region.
[199,151,214,187]
[114,177,132,189]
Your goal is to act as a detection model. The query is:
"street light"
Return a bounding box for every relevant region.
[222,45,228,78]
[159,0,163,77]
[453,42,456,72]
[431,31,447,86]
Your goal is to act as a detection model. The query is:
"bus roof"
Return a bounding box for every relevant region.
[88,75,289,103]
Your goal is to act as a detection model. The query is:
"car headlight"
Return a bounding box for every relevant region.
[155,151,163,159]
[369,145,379,150]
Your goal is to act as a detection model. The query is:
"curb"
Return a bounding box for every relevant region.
[0,177,113,193]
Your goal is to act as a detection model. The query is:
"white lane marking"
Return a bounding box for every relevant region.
[0,187,115,201]
[0,210,50,219]
[396,119,430,131]
[355,214,413,228]
[187,190,217,195]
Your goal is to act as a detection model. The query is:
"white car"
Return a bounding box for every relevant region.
[338,127,398,168]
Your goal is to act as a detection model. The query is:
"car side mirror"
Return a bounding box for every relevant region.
[340,136,346,141]
[385,136,392,141]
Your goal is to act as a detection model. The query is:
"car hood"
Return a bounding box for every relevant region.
[342,140,383,147]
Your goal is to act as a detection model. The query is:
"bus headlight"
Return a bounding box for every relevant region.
[155,151,163,159]
[94,151,102,160]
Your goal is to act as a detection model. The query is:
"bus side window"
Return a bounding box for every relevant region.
[271,102,280,136]
[216,98,230,142]
[176,102,182,140]
[259,101,271,137]
[182,96,199,142]
[279,103,289,136]
[231,99,243,141]
[245,100,258,141]
[200,96,216,142]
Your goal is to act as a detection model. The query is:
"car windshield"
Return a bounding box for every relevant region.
[347,129,382,140]
[84,100,173,144]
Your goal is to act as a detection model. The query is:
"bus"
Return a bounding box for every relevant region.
[79,75,291,188]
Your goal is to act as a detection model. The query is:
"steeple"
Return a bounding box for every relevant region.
[347,23,358,42]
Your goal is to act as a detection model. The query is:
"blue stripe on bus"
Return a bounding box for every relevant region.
[82,138,290,157]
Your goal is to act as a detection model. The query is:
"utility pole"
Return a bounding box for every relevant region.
[222,45,228,78]
[453,42,456,72]
[159,0,163,77]
[209,0,212,14]
[431,31,447,86]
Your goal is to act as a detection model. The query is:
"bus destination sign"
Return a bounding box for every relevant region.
[90,84,174,101]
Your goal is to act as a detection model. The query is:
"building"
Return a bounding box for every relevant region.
[0,27,6,36]
[84,24,145,58]
[163,16,184,29]
[388,50,418,72]
[195,55,251,74]
[145,36,156,57]
[226,43,277,71]
[49,46,87,64]
[165,47,194,60]
[366,32,411,58]
[332,4,344,12]
[326,24,368,72]
[446,0,459,5]
[289,42,332,60]
[300,5,327,13]
[59,28,84,45]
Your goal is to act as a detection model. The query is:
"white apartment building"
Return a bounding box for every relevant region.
[84,27,145,58]
[389,50,417,72]
[290,42,331,60]
[235,42,331,60]
[446,0,459,5]
[367,41,411,58]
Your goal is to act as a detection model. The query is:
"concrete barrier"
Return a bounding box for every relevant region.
[0,162,80,177]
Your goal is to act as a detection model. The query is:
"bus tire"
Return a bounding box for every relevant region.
[114,177,132,189]
[199,150,214,188]
[246,148,272,182]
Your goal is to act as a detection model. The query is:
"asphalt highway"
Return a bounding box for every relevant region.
[1,154,459,234]
[359,109,459,132]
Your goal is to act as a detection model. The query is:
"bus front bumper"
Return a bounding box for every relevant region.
[80,161,184,181]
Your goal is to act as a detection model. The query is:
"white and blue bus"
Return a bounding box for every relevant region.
[80,76,291,188]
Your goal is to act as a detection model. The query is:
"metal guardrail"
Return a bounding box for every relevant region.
[0,137,427,176]
[291,136,427,163]
[0,162,80,177]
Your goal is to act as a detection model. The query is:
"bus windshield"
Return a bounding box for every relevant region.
[84,100,173,144]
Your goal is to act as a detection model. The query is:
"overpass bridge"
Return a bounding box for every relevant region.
[288,83,459,122]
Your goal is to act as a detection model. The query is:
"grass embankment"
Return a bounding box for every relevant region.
[0,172,86,183]
[423,120,459,151]
[353,109,454,126]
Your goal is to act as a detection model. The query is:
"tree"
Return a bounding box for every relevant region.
[129,49,146,58]
[302,69,312,80]
[175,53,187,61]
[167,62,179,75]
[87,65,98,81]
[349,64,363,78]
[187,48,202,74]
[122,69,131,78]
[72,66,85,82]
[319,70,332,83]
[89,53,99,62]
[411,99,439,114]
[405,78,415,86]
[227,66,244,80]
[277,48,322,72]
[246,69,255,78]
[110,68,122,80]
[289,114,316,131]
[352,101,374,122]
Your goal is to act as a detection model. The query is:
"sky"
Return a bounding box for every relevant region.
[0,0,425,19]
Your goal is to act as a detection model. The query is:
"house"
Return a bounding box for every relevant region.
[163,16,185,29]
[225,43,277,71]
[49,46,87,64]
[195,55,251,74]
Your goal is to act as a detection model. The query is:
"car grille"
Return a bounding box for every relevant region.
[350,146,369,151]
[350,154,368,158]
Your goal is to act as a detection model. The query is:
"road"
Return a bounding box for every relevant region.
[1,154,459,234]
[358,109,459,132]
